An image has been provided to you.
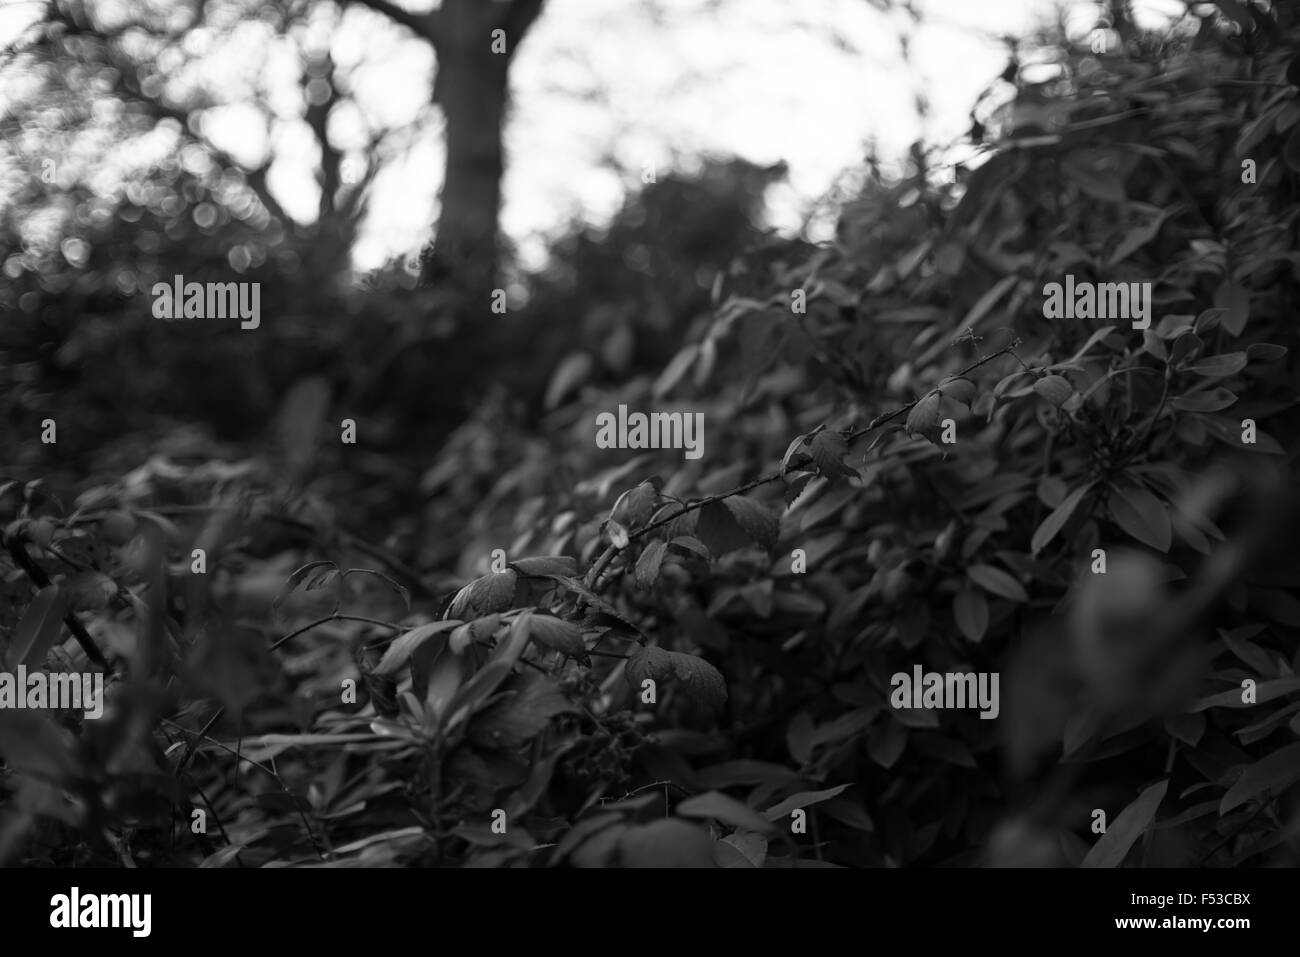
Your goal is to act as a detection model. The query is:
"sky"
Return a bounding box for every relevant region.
[0,0,1185,273]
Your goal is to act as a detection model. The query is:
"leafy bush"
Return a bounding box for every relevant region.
[2,7,1298,868]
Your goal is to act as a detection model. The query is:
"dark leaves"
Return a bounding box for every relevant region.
[1107,482,1172,553]
[695,496,779,555]
[448,570,520,619]
[625,645,727,708]
[526,615,589,665]
[807,430,855,480]
[468,671,574,751]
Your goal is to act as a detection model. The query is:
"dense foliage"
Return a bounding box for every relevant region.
[2,7,1299,867]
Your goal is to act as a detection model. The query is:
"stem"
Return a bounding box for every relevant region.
[269,614,401,652]
[4,536,109,668]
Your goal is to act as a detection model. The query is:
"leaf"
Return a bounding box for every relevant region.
[667,651,728,708]
[1219,624,1273,676]
[677,791,776,833]
[1031,482,1093,555]
[527,615,589,665]
[553,814,623,864]
[444,610,537,730]
[694,500,751,556]
[610,481,657,530]
[373,620,461,675]
[1033,375,1073,406]
[449,622,476,655]
[695,760,802,789]
[1213,282,1250,337]
[937,376,976,406]
[199,845,246,868]
[1080,779,1168,868]
[808,430,854,480]
[1188,676,1300,712]
[953,585,989,641]
[1169,332,1202,367]
[721,497,780,551]
[1169,388,1236,413]
[1198,414,1285,455]
[634,540,667,588]
[653,345,699,399]
[467,671,574,751]
[764,784,851,820]
[509,556,579,578]
[716,831,768,868]
[423,644,466,725]
[782,433,813,472]
[544,351,593,410]
[667,536,710,560]
[625,644,674,689]
[9,585,67,669]
[273,561,337,615]
[617,819,714,868]
[1055,325,1116,368]
[905,392,942,436]
[786,712,815,764]
[606,519,630,550]
[920,274,1019,365]
[1194,308,1225,335]
[994,370,1033,397]
[967,564,1028,602]
[447,569,519,619]
[1186,352,1248,379]
[1164,713,1206,748]
[1220,743,1300,814]
[542,575,641,635]
[277,375,330,478]
[1107,208,1172,267]
[1108,483,1172,552]
[1246,343,1286,362]
[867,720,907,767]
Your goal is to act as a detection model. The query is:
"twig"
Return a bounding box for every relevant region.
[4,536,109,668]
[1122,361,1171,467]
[176,705,226,774]
[161,719,327,860]
[269,613,402,652]
[179,771,245,867]
[846,343,1021,443]
[584,342,1022,592]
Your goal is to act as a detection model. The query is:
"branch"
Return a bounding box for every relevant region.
[269,613,401,653]
[583,342,1022,591]
[4,535,109,668]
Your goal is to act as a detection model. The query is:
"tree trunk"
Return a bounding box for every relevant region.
[422,0,536,308]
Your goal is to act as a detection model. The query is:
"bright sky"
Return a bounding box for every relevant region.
[0,0,1184,273]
